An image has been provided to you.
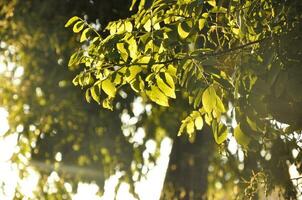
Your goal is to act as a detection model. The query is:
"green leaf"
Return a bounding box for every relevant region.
[85,88,91,103]
[207,0,216,7]
[198,19,206,31]
[202,86,217,113]
[130,77,140,93]
[102,98,113,110]
[125,21,133,32]
[126,65,142,83]
[146,86,169,107]
[215,95,225,112]
[68,52,78,67]
[72,75,79,86]
[164,72,175,89]
[91,84,101,104]
[186,120,195,135]
[156,75,176,99]
[214,124,228,144]
[80,28,90,42]
[129,0,137,11]
[143,19,152,32]
[178,121,187,136]
[127,37,138,59]
[195,115,203,130]
[178,21,192,39]
[73,21,85,33]
[234,124,251,147]
[65,16,80,27]
[102,79,116,97]
[116,43,129,62]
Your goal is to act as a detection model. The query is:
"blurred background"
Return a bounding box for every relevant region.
[0,0,301,199]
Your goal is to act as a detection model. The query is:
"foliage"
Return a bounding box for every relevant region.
[0,0,301,199]
[67,0,302,198]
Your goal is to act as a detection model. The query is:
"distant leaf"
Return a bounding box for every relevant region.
[198,19,206,31]
[68,51,80,67]
[207,0,216,7]
[65,16,80,27]
[213,124,228,144]
[234,124,251,147]
[178,21,192,39]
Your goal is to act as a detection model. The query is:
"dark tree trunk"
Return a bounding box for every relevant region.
[161,127,215,200]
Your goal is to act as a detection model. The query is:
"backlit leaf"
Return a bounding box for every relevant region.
[73,21,85,33]
[156,75,176,99]
[195,115,203,130]
[65,16,80,27]
[202,86,217,113]
[178,21,192,39]
[146,86,169,107]
[234,124,251,147]
[102,79,116,97]
[80,28,90,42]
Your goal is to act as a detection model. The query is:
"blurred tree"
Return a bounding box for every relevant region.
[66,0,302,199]
[0,0,140,198]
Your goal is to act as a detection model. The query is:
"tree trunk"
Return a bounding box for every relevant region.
[161,127,215,200]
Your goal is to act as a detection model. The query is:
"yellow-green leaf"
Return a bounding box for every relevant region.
[126,65,142,83]
[73,21,85,33]
[85,89,91,103]
[234,124,251,147]
[195,115,203,130]
[164,72,175,89]
[186,120,195,135]
[198,18,206,31]
[207,0,216,7]
[65,16,80,27]
[102,79,116,97]
[156,75,176,99]
[127,37,138,59]
[214,124,228,144]
[129,0,137,11]
[216,95,225,112]
[178,122,186,136]
[202,86,217,113]
[125,21,133,32]
[146,86,169,107]
[80,28,90,42]
[91,84,101,104]
[143,19,152,32]
[116,43,128,61]
[178,21,192,39]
